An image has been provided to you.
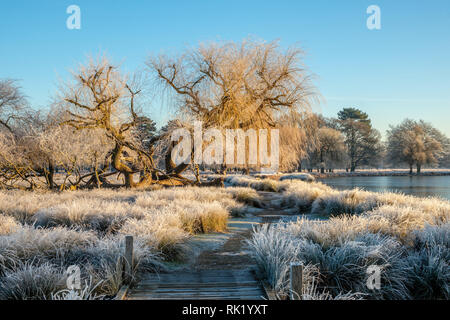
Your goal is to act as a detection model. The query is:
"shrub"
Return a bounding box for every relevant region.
[0,263,66,300]
[279,173,315,182]
[225,176,280,192]
[0,215,19,235]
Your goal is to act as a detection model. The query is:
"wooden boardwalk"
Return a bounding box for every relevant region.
[127,269,266,300]
[126,193,284,300]
[122,190,323,300]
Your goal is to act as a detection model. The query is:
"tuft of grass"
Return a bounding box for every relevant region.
[33,199,144,234]
[225,176,280,192]
[0,263,66,300]
[0,215,20,235]
[227,187,263,207]
[279,173,315,182]
[406,224,450,299]
[311,189,375,216]
[51,277,105,300]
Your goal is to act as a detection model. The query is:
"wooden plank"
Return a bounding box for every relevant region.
[139,269,255,277]
[139,273,254,281]
[127,269,266,300]
[131,293,265,299]
[133,287,262,292]
[128,296,264,300]
[129,296,265,300]
[115,285,129,300]
[131,289,264,295]
[134,281,260,289]
[138,277,259,283]
[132,287,263,293]
[130,292,265,298]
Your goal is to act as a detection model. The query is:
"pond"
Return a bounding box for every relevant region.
[318,175,450,201]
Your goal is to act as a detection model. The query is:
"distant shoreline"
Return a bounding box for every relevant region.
[208,170,450,181]
[308,169,450,178]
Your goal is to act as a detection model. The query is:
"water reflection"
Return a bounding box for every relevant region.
[319,176,450,200]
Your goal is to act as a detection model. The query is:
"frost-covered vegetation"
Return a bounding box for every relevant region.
[0,186,253,299]
[278,173,315,182]
[225,175,316,192]
[243,176,450,299]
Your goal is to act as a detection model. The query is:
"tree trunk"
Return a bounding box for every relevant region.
[94,167,101,188]
[165,141,177,172]
[165,140,191,176]
[221,164,228,175]
[409,164,413,174]
[44,162,55,189]
[112,143,136,188]
[416,163,421,174]
[124,172,135,188]
[194,164,200,183]
[319,150,325,174]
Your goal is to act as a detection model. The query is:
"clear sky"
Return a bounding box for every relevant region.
[1,0,449,137]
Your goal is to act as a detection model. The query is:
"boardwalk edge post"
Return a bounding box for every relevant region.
[124,235,134,285]
[290,262,303,300]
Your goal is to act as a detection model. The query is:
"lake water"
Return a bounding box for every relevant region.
[319,176,450,201]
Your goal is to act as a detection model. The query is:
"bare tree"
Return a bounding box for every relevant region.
[0,81,58,189]
[148,39,317,173]
[38,122,113,189]
[0,111,52,190]
[58,57,193,188]
[0,79,28,133]
[310,127,347,173]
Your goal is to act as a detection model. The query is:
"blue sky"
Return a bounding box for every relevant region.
[0,0,449,137]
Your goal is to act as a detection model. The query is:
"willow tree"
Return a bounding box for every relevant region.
[148,39,317,172]
[59,57,189,188]
[310,127,347,173]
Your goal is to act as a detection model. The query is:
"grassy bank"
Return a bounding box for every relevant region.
[308,168,450,178]
[0,186,254,299]
[228,175,449,299]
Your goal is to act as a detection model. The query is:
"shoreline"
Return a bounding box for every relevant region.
[311,171,450,178]
[252,170,450,181]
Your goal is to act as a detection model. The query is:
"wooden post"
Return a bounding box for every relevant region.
[124,235,134,284]
[290,262,303,300]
